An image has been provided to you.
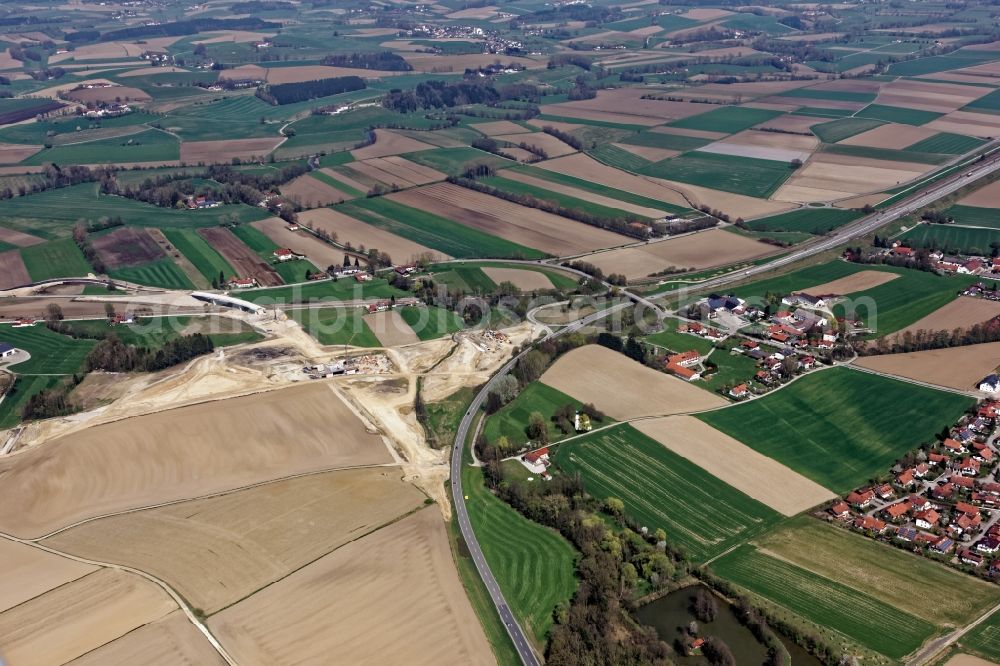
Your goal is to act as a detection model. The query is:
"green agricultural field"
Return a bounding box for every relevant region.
[905,132,986,155]
[286,307,381,347]
[757,518,999,627]
[820,143,950,165]
[398,305,465,341]
[338,198,546,260]
[943,204,1000,229]
[619,131,710,152]
[58,316,259,349]
[237,277,407,304]
[0,111,157,145]
[508,166,689,215]
[482,382,607,448]
[108,257,195,290]
[20,239,92,281]
[0,375,62,429]
[463,462,577,644]
[810,117,885,143]
[429,265,498,293]
[963,608,1000,661]
[0,324,97,375]
[888,50,1000,76]
[162,229,235,283]
[711,545,935,659]
[962,87,1000,114]
[855,103,943,126]
[481,175,651,221]
[902,223,1000,255]
[311,169,363,197]
[747,208,860,234]
[699,367,973,493]
[587,143,651,172]
[777,88,877,104]
[23,129,180,166]
[794,107,854,119]
[640,152,794,199]
[666,107,783,134]
[0,184,268,240]
[553,424,782,562]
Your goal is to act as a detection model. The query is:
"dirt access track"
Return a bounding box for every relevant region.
[540,344,726,420]
[198,226,283,287]
[0,381,393,538]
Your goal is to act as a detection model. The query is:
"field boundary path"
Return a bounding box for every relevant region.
[909,599,1000,665]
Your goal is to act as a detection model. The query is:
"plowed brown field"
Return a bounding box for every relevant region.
[388,182,631,256]
[540,345,726,419]
[46,468,425,613]
[855,342,1000,392]
[198,226,282,286]
[298,207,446,262]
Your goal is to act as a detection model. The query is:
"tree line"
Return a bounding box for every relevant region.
[256,76,365,106]
[860,317,1000,356]
[103,17,279,41]
[321,51,411,71]
[84,333,215,373]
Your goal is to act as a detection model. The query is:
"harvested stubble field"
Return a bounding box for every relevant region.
[957,179,1000,207]
[0,568,176,666]
[839,123,937,149]
[280,172,352,207]
[198,226,282,287]
[67,610,226,666]
[925,110,1000,139]
[64,85,151,105]
[774,152,930,203]
[209,507,494,666]
[801,269,899,295]
[387,182,631,257]
[699,367,973,493]
[0,249,30,289]
[542,89,709,125]
[495,131,577,158]
[894,296,1000,337]
[47,467,426,613]
[251,216,344,270]
[855,341,1000,392]
[472,120,529,136]
[0,382,393,538]
[499,169,668,218]
[0,143,42,164]
[350,129,436,159]
[480,266,554,291]
[0,226,44,247]
[366,156,445,185]
[585,229,777,280]
[179,138,281,164]
[298,207,447,262]
[366,309,421,346]
[874,79,991,114]
[540,345,726,420]
[633,416,834,516]
[537,153,688,208]
[91,226,164,268]
[0,539,96,613]
[553,424,782,562]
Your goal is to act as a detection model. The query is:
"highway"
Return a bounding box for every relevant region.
[449,150,1000,666]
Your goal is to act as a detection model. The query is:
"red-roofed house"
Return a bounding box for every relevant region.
[524,447,550,464]
[915,509,941,529]
[854,515,888,534]
[729,383,749,399]
[273,248,296,262]
[665,350,702,382]
[847,488,875,509]
[884,502,910,521]
[829,501,851,519]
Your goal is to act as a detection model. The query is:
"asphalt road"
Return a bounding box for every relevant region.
[449,151,1000,666]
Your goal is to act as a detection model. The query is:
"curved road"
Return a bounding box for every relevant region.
[450,150,1000,666]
